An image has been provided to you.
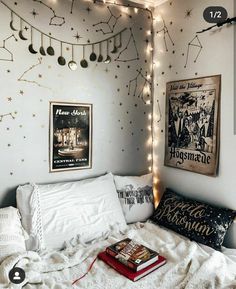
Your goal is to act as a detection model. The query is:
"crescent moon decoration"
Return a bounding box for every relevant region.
[10,11,17,31]
[19,18,28,41]
[28,27,37,54]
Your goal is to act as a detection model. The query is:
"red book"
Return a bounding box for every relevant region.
[106,238,159,272]
[98,251,166,282]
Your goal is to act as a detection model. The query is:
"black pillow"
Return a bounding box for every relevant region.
[150,188,236,250]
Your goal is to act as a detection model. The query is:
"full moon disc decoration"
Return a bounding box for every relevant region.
[68,45,77,70]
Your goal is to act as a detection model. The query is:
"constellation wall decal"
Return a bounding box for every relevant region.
[128,69,152,104]
[93,6,121,35]
[184,35,203,68]
[0,34,17,62]
[156,19,174,52]
[18,57,52,90]
[0,112,16,122]
[32,0,65,26]
[70,0,76,14]
[115,28,139,62]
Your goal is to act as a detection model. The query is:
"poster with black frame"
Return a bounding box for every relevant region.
[50,102,92,172]
[164,75,221,176]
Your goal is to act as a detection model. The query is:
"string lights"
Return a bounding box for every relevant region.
[93,0,157,202]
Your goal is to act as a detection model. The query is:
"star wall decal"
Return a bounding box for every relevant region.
[30,9,39,18]
[73,32,82,42]
[20,90,24,95]
[185,9,193,18]
[85,6,92,14]
[7,97,12,101]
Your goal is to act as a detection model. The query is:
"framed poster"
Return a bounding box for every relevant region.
[50,102,92,172]
[165,75,221,176]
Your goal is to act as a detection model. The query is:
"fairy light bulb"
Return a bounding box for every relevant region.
[148,154,152,161]
[134,8,138,14]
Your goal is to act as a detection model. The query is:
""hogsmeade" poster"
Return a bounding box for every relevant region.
[165,75,221,176]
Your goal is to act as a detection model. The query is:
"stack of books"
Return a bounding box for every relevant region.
[98,238,166,282]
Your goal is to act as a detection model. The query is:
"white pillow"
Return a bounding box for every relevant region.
[0,207,27,262]
[113,173,154,224]
[17,173,127,251]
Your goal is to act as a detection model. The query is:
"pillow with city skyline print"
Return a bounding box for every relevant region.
[150,188,236,250]
[114,174,154,224]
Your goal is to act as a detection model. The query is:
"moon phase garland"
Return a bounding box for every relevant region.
[93,6,122,35]
[1,1,127,70]
[184,35,203,68]
[32,0,65,27]
[0,112,16,122]
[0,34,17,61]
[115,28,139,62]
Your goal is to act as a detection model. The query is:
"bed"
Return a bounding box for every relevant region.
[0,222,236,289]
[0,173,235,289]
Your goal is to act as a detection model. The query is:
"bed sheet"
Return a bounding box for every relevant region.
[0,222,236,289]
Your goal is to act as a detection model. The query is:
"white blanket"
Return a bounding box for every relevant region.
[0,222,236,289]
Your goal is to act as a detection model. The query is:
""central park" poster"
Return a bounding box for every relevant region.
[50,102,92,172]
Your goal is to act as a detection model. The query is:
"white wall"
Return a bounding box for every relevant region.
[0,0,153,206]
[153,0,236,248]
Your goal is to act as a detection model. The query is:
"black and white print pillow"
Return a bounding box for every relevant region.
[150,188,236,250]
[113,174,154,224]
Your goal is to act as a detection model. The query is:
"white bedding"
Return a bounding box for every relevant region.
[0,222,236,289]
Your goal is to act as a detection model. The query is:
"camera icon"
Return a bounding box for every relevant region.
[8,267,25,284]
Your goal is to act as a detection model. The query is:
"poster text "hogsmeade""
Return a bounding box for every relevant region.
[169,147,211,165]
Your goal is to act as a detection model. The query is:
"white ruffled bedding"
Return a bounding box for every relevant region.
[0,222,236,289]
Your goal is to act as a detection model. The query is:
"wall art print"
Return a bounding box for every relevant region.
[50,102,92,172]
[165,75,221,176]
